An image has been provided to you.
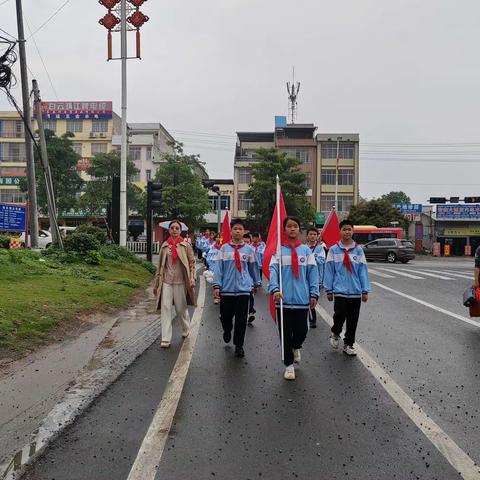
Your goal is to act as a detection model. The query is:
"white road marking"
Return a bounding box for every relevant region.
[368,268,395,278]
[372,281,480,328]
[400,269,454,280]
[419,269,472,280]
[378,267,424,279]
[126,275,206,480]
[316,304,480,480]
[449,270,475,276]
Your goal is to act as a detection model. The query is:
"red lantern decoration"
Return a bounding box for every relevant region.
[99,12,121,60]
[127,10,149,58]
[128,0,146,6]
[99,0,120,8]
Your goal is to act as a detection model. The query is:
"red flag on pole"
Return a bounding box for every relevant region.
[321,208,341,248]
[219,210,231,246]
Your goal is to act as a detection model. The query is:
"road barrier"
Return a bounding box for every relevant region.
[126,241,160,254]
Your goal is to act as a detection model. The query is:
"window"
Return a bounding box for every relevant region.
[66,119,83,133]
[378,240,396,247]
[321,168,354,186]
[238,192,252,211]
[44,119,57,132]
[0,120,24,138]
[238,168,252,184]
[304,171,312,189]
[0,189,26,203]
[131,171,141,182]
[401,240,413,247]
[0,143,26,162]
[146,146,152,161]
[91,143,108,155]
[72,143,82,155]
[320,195,354,212]
[283,148,310,164]
[92,120,108,133]
[129,146,141,161]
[320,142,356,159]
[209,195,231,211]
[321,169,336,185]
[146,169,152,181]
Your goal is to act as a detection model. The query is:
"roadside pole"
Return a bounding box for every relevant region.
[15,0,39,248]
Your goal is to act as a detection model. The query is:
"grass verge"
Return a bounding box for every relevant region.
[0,249,154,355]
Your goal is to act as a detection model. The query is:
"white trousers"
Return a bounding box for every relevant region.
[160,283,190,343]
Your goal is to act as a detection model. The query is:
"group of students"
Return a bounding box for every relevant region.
[211,217,370,380]
[154,216,370,381]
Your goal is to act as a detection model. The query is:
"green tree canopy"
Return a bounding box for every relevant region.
[247,148,315,230]
[20,131,84,213]
[154,143,211,228]
[79,151,143,214]
[348,199,408,229]
[380,191,411,205]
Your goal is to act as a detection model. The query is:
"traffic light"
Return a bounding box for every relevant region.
[148,182,162,209]
[464,196,480,203]
[449,197,459,203]
[429,197,447,204]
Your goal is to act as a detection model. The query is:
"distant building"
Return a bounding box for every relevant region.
[233,117,360,221]
[204,179,234,229]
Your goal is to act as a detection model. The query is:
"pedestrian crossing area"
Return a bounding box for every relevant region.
[368,265,473,281]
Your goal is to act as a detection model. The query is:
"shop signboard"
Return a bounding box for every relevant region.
[436,204,480,220]
[0,203,26,232]
[443,227,480,237]
[0,176,23,186]
[394,203,422,222]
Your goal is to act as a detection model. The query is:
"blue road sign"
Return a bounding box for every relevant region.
[0,203,27,232]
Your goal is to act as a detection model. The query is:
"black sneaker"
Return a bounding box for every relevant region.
[223,331,232,344]
[248,314,255,324]
[309,322,317,328]
[234,346,245,357]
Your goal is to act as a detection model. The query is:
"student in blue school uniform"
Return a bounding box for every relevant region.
[305,227,326,328]
[251,232,266,279]
[269,217,319,381]
[324,219,370,356]
[213,219,261,358]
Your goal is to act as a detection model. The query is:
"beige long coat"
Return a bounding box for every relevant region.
[154,240,196,310]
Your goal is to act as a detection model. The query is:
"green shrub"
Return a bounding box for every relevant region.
[99,244,136,261]
[42,246,80,263]
[0,236,11,249]
[115,278,139,288]
[64,232,101,255]
[75,224,107,244]
[141,260,156,274]
[85,250,102,265]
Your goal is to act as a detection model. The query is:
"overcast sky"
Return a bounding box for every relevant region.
[1,0,480,203]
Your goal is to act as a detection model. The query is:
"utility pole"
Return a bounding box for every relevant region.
[119,0,128,246]
[32,79,63,249]
[15,0,39,248]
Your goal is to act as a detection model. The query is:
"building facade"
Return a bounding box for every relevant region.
[233,118,360,222]
[0,111,27,204]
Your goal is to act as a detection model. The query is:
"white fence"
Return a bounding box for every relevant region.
[126,241,161,254]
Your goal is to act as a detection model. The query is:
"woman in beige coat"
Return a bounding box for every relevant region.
[153,220,196,348]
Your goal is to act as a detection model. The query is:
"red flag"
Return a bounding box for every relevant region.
[219,210,231,246]
[321,208,341,248]
[262,191,287,321]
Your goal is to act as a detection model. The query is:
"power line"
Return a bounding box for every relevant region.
[26,0,72,39]
[0,27,16,41]
[0,0,12,7]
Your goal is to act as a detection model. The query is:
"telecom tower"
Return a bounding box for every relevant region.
[286,68,300,124]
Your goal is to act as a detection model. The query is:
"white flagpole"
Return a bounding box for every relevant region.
[276,175,285,362]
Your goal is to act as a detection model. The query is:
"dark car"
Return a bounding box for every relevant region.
[362,238,415,263]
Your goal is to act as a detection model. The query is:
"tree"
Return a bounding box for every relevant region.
[20,131,84,213]
[380,191,411,205]
[79,151,144,214]
[348,199,408,229]
[247,148,315,230]
[153,143,211,228]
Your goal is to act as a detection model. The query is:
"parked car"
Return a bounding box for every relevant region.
[362,238,415,263]
[19,230,52,249]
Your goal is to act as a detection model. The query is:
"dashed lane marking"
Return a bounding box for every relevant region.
[372,281,480,328]
[126,275,206,480]
[368,268,395,278]
[419,269,473,280]
[378,267,424,279]
[400,268,454,280]
[316,303,480,480]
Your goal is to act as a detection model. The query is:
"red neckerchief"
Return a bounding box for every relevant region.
[167,236,184,264]
[337,241,358,273]
[229,242,243,272]
[308,242,317,253]
[214,242,221,250]
[282,240,302,278]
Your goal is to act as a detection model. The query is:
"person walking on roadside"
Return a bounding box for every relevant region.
[474,245,480,289]
[154,220,196,348]
[324,219,370,356]
[213,219,260,358]
[243,233,257,324]
[269,217,319,381]
[252,232,266,279]
[305,227,326,328]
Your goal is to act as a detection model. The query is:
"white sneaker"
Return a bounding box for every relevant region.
[293,349,301,363]
[330,334,340,349]
[160,341,171,348]
[284,365,295,380]
[343,345,357,356]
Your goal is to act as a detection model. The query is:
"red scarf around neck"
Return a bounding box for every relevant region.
[229,242,243,272]
[282,240,302,278]
[337,241,357,273]
[167,236,184,264]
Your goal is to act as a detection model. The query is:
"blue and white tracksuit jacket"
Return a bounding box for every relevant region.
[324,242,370,298]
[268,245,320,309]
[252,241,266,269]
[306,243,326,287]
[206,244,220,269]
[213,243,261,296]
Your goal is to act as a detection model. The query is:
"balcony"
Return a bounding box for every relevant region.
[0,132,24,139]
[0,157,27,163]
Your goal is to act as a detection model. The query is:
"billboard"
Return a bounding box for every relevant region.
[436,204,480,220]
[0,203,27,232]
[39,101,113,119]
[394,203,422,222]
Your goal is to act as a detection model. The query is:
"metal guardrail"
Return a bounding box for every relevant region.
[126,241,160,254]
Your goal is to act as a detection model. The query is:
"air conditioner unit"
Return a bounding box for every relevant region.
[99,132,106,138]
[89,132,95,138]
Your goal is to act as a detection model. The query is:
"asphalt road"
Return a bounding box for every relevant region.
[21,258,480,480]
